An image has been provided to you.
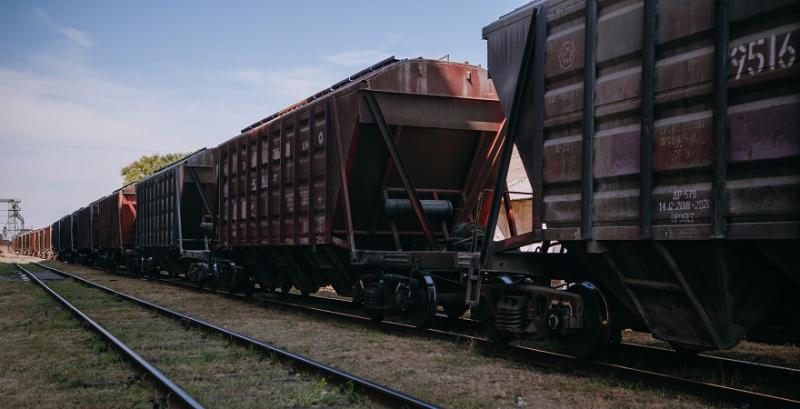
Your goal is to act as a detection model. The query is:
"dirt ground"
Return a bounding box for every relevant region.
[45,261,724,409]
[0,246,43,264]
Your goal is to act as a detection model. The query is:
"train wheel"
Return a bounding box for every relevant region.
[559,283,610,358]
[443,303,469,320]
[407,272,437,328]
[365,308,384,322]
[280,283,293,293]
[668,342,704,359]
[475,297,513,345]
[300,286,319,297]
[475,275,514,345]
[242,274,255,297]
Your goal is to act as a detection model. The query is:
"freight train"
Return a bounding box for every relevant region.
[13,0,799,357]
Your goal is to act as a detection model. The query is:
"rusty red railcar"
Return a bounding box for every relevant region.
[12,233,24,254]
[96,185,137,267]
[39,226,52,259]
[10,235,20,254]
[217,57,505,322]
[29,230,38,256]
[480,0,800,354]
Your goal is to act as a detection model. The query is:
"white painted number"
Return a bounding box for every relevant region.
[779,32,796,69]
[731,31,795,80]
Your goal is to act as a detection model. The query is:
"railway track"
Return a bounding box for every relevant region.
[16,264,204,409]
[39,262,800,409]
[23,263,439,409]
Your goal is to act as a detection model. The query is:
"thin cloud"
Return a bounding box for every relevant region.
[229,66,336,99]
[325,49,393,67]
[32,7,94,48]
[60,28,94,48]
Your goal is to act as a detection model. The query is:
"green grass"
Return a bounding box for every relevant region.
[0,261,21,276]
[0,278,159,408]
[45,278,372,408]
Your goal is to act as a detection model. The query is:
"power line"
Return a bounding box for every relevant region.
[0,141,181,153]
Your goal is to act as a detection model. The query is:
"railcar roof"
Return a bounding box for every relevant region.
[239,56,399,134]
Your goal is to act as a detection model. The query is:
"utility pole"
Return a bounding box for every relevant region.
[0,199,25,240]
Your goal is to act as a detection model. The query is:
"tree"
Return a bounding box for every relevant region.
[120,152,191,185]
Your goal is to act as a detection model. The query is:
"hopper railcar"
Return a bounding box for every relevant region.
[215,57,506,325]
[54,214,74,261]
[71,202,100,264]
[478,0,800,355]
[10,227,53,259]
[130,148,219,279]
[95,185,137,268]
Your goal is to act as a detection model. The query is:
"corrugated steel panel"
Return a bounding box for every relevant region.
[73,201,99,250]
[134,149,216,251]
[57,215,72,251]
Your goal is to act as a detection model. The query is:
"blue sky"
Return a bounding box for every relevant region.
[0,1,522,231]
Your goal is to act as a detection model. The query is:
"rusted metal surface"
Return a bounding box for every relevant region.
[484,0,800,352]
[13,227,53,258]
[218,58,503,294]
[97,186,136,250]
[220,59,501,248]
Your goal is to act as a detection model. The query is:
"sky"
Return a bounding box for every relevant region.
[0,0,523,231]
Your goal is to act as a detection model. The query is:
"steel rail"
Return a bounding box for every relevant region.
[159,276,482,332]
[611,342,800,384]
[40,262,800,408]
[145,272,800,387]
[16,264,204,409]
[33,263,439,409]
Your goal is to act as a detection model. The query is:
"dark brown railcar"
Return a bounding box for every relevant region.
[55,214,73,260]
[96,185,136,267]
[482,0,799,353]
[218,57,505,317]
[51,220,60,254]
[133,149,217,274]
[73,200,99,261]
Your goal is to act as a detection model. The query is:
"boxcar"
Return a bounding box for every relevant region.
[480,0,800,354]
[216,57,505,324]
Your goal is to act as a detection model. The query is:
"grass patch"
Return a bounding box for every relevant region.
[0,262,21,276]
[45,278,372,408]
[0,278,159,408]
